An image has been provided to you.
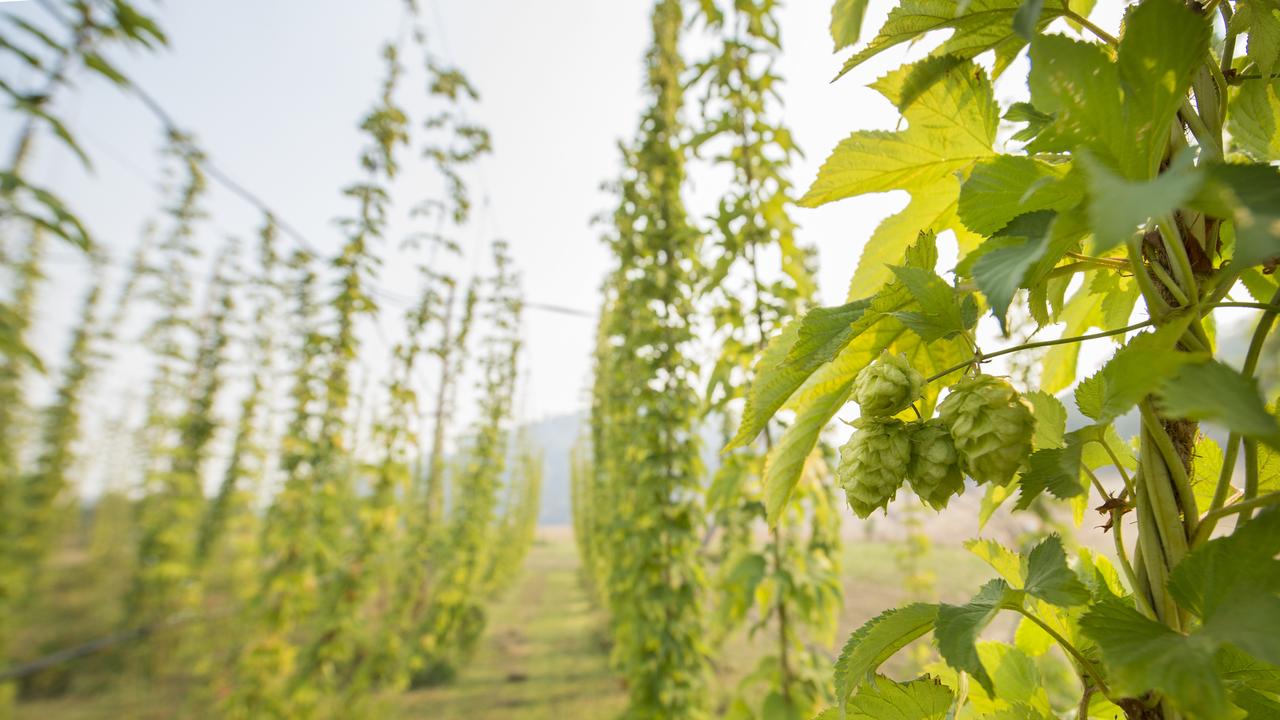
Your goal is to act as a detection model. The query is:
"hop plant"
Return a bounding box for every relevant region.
[838,417,911,518]
[907,419,964,510]
[937,374,1035,486]
[853,351,925,417]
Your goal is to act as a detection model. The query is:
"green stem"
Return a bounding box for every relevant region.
[1206,302,1280,312]
[1133,467,1179,625]
[1156,216,1198,303]
[1242,440,1260,523]
[1194,432,1243,546]
[1242,289,1280,379]
[1097,437,1134,500]
[1139,423,1191,567]
[924,321,1154,384]
[1149,261,1190,306]
[1015,608,1115,701]
[1201,490,1280,524]
[1064,9,1118,46]
[1140,402,1199,538]
[1126,237,1173,320]
[1110,506,1155,619]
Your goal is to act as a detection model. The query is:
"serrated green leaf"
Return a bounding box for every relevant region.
[832,0,872,51]
[805,58,995,292]
[1229,79,1280,162]
[889,266,967,341]
[1192,435,1227,510]
[1074,373,1104,421]
[1168,510,1280,662]
[1025,391,1066,450]
[969,642,1055,716]
[972,212,1054,334]
[784,299,874,372]
[763,379,853,524]
[1016,443,1085,509]
[727,319,807,451]
[1029,0,1208,179]
[936,579,1023,694]
[836,0,1067,80]
[965,538,1024,585]
[1243,0,1280,79]
[846,676,953,720]
[1081,595,1232,719]
[1261,444,1280,494]
[1195,164,1280,269]
[1023,535,1090,606]
[1081,151,1204,252]
[957,156,1078,236]
[1084,314,1202,423]
[1157,361,1280,446]
[1114,0,1211,176]
[834,603,940,704]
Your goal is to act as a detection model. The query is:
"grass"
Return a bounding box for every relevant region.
[398,533,994,719]
[14,530,996,719]
[395,537,627,719]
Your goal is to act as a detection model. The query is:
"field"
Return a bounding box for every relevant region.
[396,530,991,719]
[14,529,994,719]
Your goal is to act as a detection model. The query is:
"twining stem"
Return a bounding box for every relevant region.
[924,321,1155,384]
[1133,468,1179,625]
[1156,216,1198,303]
[1148,261,1190,307]
[1109,505,1155,619]
[1139,402,1198,537]
[1139,426,1190,568]
[1014,607,1115,702]
[1126,237,1174,319]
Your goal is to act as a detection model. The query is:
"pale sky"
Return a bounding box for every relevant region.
[7,0,1140,435]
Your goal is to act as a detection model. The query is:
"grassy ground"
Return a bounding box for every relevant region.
[397,531,993,719]
[14,531,995,719]
[396,537,627,719]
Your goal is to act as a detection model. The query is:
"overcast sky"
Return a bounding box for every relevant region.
[7,0,1151,435]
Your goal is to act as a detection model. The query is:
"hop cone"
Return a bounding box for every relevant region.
[838,417,911,518]
[937,374,1035,486]
[853,352,925,417]
[907,419,965,509]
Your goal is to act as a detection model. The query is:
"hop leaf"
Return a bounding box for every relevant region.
[938,374,1035,485]
[838,417,912,517]
[853,351,925,417]
[908,419,965,509]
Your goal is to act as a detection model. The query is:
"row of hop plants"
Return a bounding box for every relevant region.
[578,0,1280,719]
[0,1,544,718]
[577,1,845,718]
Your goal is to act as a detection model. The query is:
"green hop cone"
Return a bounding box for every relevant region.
[907,419,965,510]
[937,374,1035,486]
[853,351,925,417]
[837,417,911,518]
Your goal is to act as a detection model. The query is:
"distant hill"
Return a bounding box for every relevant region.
[522,412,585,526]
